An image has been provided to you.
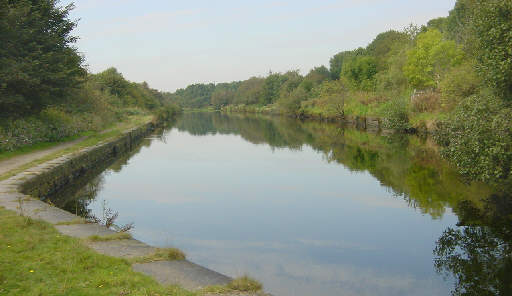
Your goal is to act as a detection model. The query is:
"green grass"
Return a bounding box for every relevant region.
[0,132,91,162]
[409,111,449,128]
[200,276,263,294]
[0,115,153,181]
[130,248,186,263]
[0,207,196,296]
[86,232,132,242]
[183,107,217,113]
[55,218,88,226]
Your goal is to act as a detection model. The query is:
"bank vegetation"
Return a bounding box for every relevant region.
[0,0,181,154]
[166,0,512,186]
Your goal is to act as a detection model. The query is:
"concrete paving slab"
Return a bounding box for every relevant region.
[87,239,157,258]
[0,197,76,224]
[55,223,117,238]
[0,192,24,201]
[133,260,232,290]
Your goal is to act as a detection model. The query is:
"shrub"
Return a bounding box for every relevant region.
[0,108,105,152]
[278,87,308,115]
[382,98,411,130]
[434,93,512,184]
[411,90,441,113]
[439,63,481,110]
[39,107,76,141]
[154,104,182,122]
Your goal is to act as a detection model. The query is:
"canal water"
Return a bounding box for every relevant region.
[48,112,506,296]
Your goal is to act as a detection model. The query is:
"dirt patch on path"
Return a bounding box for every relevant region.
[0,137,86,176]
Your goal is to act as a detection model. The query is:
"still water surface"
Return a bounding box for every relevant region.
[49,112,501,296]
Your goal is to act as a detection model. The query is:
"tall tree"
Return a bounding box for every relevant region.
[403,29,464,90]
[0,0,86,115]
[471,0,512,99]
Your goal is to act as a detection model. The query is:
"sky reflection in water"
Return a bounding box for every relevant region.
[70,113,471,295]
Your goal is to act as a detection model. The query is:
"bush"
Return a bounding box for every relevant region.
[154,104,182,122]
[0,107,109,152]
[439,63,481,110]
[411,90,441,113]
[382,98,411,130]
[39,107,76,141]
[434,93,512,184]
[278,87,308,115]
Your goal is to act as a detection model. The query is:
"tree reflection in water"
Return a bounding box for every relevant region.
[434,193,512,296]
[44,112,509,295]
[45,128,166,220]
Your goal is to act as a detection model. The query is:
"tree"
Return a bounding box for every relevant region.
[341,55,378,91]
[94,68,130,97]
[211,83,237,109]
[445,0,477,46]
[0,0,85,115]
[304,66,330,85]
[234,77,264,105]
[329,48,365,80]
[366,30,409,71]
[403,29,464,90]
[278,70,303,98]
[260,72,287,105]
[471,0,512,99]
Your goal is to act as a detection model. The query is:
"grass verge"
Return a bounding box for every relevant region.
[200,276,263,294]
[0,133,90,162]
[130,248,186,264]
[86,232,132,242]
[0,115,153,181]
[0,206,196,296]
[55,218,88,226]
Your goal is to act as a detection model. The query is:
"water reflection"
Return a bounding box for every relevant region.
[434,193,512,296]
[45,112,504,296]
[175,112,491,219]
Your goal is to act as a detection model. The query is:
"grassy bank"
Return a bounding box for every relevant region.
[221,92,449,133]
[0,207,195,296]
[0,115,153,181]
[0,116,265,295]
[0,208,264,296]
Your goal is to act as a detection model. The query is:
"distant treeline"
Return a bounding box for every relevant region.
[167,0,512,186]
[0,0,180,152]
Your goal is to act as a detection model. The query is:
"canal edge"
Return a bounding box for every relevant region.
[0,121,236,292]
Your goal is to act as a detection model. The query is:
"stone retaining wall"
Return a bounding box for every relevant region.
[20,122,155,198]
[0,120,234,291]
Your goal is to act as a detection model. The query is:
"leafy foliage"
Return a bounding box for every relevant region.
[0,0,86,115]
[439,62,481,110]
[341,55,378,91]
[3,0,511,185]
[434,195,512,296]
[471,0,512,99]
[381,98,410,130]
[434,94,512,184]
[404,29,464,89]
[0,68,180,152]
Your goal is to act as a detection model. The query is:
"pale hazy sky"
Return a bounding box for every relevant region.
[63,0,456,92]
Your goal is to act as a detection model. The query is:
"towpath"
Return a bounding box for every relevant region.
[0,137,87,176]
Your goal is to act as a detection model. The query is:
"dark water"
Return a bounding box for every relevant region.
[47,112,511,296]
